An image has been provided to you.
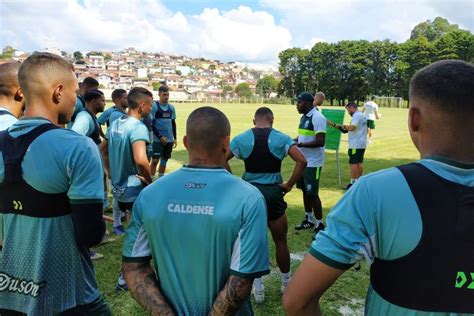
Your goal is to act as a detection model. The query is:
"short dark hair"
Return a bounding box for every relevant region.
[111,89,127,102]
[18,52,74,98]
[0,62,21,97]
[84,89,104,102]
[346,102,358,108]
[128,87,153,109]
[158,85,169,93]
[254,107,273,120]
[371,95,377,101]
[82,77,99,88]
[186,107,230,152]
[409,60,474,120]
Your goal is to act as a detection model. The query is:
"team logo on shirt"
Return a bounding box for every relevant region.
[0,273,45,298]
[184,182,207,189]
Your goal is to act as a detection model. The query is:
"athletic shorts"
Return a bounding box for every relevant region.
[296,167,322,197]
[252,183,287,221]
[367,119,375,129]
[348,148,366,164]
[0,295,112,316]
[152,141,173,159]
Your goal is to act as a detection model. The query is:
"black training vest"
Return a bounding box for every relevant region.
[244,128,282,174]
[370,163,474,313]
[0,124,71,218]
[84,109,101,145]
[0,110,14,117]
[154,103,173,120]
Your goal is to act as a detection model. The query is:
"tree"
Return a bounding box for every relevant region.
[222,85,233,96]
[73,51,83,61]
[278,48,309,98]
[104,53,112,61]
[256,75,279,98]
[410,17,459,42]
[1,46,15,59]
[152,82,161,91]
[235,82,253,98]
[175,70,182,76]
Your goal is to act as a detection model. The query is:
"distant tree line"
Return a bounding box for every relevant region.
[277,17,474,105]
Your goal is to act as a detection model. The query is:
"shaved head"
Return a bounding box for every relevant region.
[313,91,325,106]
[18,52,75,100]
[186,107,230,153]
[254,107,273,121]
[0,62,21,97]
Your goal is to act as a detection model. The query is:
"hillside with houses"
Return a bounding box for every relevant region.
[2,46,280,102]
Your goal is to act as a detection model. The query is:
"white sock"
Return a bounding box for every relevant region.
[306,212,315,223]
[281,272,291,284]
[314,219,322,227]
[253,277,264,291]
[118,273,126,286]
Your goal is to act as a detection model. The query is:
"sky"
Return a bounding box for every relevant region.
[0,0,473,66]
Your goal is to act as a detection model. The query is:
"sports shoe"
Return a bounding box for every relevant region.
[294,217,315,230]
[115,282,128,292]
[312,222,325,240]
[252,287,265,304]
[90,250,104,260]
[112,225,126,235]
[344,183,353,190]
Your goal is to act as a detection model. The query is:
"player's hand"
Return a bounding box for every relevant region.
[279,182,293,194]
[160,136,168,145]
[136,174,151,186]
[173,139,177,148]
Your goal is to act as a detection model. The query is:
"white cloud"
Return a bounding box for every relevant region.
[0,1,291,64]
[304,37,326,49]
[260,0,474,46]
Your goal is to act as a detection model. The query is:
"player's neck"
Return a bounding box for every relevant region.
[188,152,225,168]
[0,99,21,118]
[421,146,474,165]
[128,109,142,121]
[23,102,58,125]
[254,122,271,128]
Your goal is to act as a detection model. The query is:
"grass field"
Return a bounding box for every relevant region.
[94,103,419,315]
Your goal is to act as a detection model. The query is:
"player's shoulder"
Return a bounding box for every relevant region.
[356,167,404,192]
[270,128,292,141]
[313,109,327,121]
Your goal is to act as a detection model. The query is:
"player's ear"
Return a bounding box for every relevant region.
[183,135,189,150]
[14,87,23,102]
[253,119,256,126]
[408,107,420,133]
[52,84,63,104]
[222,135,230,153]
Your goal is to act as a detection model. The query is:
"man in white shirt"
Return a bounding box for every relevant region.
[362,96,379,141]
[335,102,367,190]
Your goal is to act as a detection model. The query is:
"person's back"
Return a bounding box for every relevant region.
[348,109,367,149]
[283,60,474,316]
[107,115,149,202]
[363,100,378,120]
[125,167,268,314]
[0,53,108,315]
[123,106,269,316]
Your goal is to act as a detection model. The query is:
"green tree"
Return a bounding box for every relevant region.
[73,51,84,61]
[410,17,460,42]
[152,82,161,91]
[278,48,309,98]
[256,75,279,98]
[104,53,112,61]
[1,46,15,58]
[235,82,253,98]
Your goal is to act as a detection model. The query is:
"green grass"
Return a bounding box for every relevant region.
[95,103,419,315]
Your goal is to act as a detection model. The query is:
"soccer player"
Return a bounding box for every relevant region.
[122,107,270,315]
[0,52,110,315]
[71,89,105,145]
[100,87,153,292]
[294,92,327,236]
[97,88,128,128]
[362,95,379,142]
[0,62,25,247]
[0,62,24,131]
[335,102,367,190]
[150,85,177,177]
[284,60,474,315]
[226,107,307,303]
[69,76,99,126]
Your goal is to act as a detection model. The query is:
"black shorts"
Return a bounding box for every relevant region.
[252,184,287,221]
[296,167,322,197]
[348,148,366,164]
[152,141,173,160]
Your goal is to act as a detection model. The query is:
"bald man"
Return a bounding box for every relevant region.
[0,53,110,315]
[284,60,474,315]
[122,107,270,315]
[0,62,25,130]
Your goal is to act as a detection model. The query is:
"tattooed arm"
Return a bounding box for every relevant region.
[209,275,253,316]
[122,261,175,316]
